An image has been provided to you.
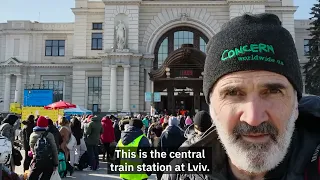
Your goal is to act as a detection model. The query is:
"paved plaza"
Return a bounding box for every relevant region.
[15,150,157,180]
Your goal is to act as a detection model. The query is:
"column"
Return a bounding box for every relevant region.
[145,68,151,112]
[122,65,130,112]
[3,74,11,112]
[14,74,22,103]
[109,65,117,112]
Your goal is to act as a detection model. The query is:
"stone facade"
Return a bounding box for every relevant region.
[0,0,312,113]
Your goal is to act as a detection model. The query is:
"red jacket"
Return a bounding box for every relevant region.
[100,117,115,143]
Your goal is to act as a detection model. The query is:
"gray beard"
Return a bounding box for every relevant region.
[211,102,297,173]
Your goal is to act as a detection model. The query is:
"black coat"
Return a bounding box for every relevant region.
[47,125,62,150]
[162,95,320,180]
[21,120,35,151]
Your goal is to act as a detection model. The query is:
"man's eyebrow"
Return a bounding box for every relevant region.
[260,82,288,90]
[219,85,243,96]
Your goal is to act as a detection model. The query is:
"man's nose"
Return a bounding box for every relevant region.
[239,97,269,127]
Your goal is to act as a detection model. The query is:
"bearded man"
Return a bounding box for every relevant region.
[162,13,320,180]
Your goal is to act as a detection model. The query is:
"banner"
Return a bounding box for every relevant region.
[23,89,53,106]
[154,92,161,102]
[145,92,152,102]
[10,103,21,114]
[22,107,64,122]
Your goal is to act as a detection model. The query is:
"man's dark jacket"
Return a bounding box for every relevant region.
[162,95,320,180]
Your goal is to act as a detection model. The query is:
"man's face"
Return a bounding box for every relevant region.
[209,71,298,173]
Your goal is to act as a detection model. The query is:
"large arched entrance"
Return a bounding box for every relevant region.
[150,27,209,116]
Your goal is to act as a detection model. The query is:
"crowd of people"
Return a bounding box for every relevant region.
[0,110,213,180]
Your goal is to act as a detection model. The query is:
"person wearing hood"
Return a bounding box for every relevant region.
[180,111,212,147]
[21,115,36,172]
[116,118,152,180]
[28,116,58,180]
[163,13,320,180]
[0,114,19,143]
[100,116,115,162]
[0,114,19,171]
[84,115,103,170]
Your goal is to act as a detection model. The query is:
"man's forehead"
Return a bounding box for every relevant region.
[214,71,292,89]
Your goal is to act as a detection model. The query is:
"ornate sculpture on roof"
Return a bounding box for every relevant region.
[116,20,126,50]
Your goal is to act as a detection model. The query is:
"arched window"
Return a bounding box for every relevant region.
[154,27,208,69]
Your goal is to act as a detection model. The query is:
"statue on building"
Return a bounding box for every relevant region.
[116,20,126,50]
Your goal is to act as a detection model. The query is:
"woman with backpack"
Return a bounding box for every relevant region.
[28,116,58,180]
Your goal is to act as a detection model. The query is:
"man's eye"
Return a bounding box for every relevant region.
[226,90,241,96]
[268,88,282,94]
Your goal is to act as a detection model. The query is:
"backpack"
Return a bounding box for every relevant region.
[33,131,53,167]
[58,150,67,178]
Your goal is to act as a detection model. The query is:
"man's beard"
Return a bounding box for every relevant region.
[212,103,297,174]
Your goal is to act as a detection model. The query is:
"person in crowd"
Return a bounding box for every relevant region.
[21,115,36,172]
[119,119,130,132]
[179,115,185,130]
[184,116,193,128]
[28,116,58,180]
[111,115,121,143]
[151,124,163,148]
[142,116,150,134]
[70,117,83,168]
[162,13,320,180]
[100,116,115,162]
[0,114,19,171]
[47,118,62,151]
[58,116,71,157]
[84,115,103,170]
[180,111,212,147]
[58,116,72,172]
[193,111,212,134]
[116,118,152,180]
[157,116,186,179]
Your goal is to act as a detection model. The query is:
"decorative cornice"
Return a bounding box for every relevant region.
[0,30,74,34]
[266,6,298,12]
[102,0,142,5]
[227,0,267,4]
[28,64,73,68]
[99,52,143,58]
[141,1,227,6]
[70,59,102,64]
[122,64,131,68]
[143,54,155,60]
[70,56,102,63]
[71,8,105,15]
[0,64,23,67]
